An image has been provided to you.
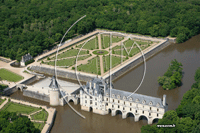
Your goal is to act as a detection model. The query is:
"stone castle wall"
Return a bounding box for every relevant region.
[23,90,50,102]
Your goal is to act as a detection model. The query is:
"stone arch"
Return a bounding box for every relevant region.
[139,115,148,122]
[126,112,135,118]
[115,110,122,115]
[68,99,74,103]
[152,118,159,124]
[108,108,112,114]
[89,107,93,112]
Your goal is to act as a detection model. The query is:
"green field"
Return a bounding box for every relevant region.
[44,55,91,67]
[103,55,127,72]
[31,110,48,121]
[77,57,100,74]
[101,35,124,49]
[77,37,98,50]
[114,45,149,57]
[123,39,152,47]
[2,102,40,115]
[93,50,109,55]
[0,84,8,91]
[0,69,23,82]
[0,98,6,105]
[51,49,88,60]
[33,122,44,130]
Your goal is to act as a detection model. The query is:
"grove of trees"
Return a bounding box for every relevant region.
[141,67,200,132]
[0,0,200,61]
[0,111,40,133]
[158,59,183,90]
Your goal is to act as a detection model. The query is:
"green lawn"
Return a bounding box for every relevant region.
[0,99,6,105]
[31,109,48,121]
[33,122,44,130]
[101,35,124,49]
[44,55,91,67]
[103,55,127,72]
[51,49,88,59]
[123,39,152,48]
[77,37,98,50]
[2,102,40,115]
[0,69,23,82]
[93,50,109,55]
[0,84,8,91]
[77,57,99,74]
[114,45,150,57]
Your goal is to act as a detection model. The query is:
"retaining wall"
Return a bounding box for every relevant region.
[104,40,172,81]
[3,86,18,96]
[30,66,95,82]
[23,90,50,102]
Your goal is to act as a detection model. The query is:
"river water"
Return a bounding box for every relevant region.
[10,34,200,133]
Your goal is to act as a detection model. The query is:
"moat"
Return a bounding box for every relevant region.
[10,34,200,133]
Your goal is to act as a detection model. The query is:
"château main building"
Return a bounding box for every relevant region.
[80,77,168,124]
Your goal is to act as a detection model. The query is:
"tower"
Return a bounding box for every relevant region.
[49,76,60,106]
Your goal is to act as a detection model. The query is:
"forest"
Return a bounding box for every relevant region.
[158,59,183,90]
[0,0,200,61]
[0,111,40,133]
[141,67,200,132]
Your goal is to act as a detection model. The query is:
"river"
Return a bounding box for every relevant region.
[10,34,200,133]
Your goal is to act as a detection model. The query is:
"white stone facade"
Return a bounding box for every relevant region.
[80,78,168,124]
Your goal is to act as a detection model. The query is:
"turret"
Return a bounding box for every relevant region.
[163,94,166,106]
[49,76,60,106]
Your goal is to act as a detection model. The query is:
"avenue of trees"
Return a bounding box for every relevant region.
[0,111,40,133]
[141,67,200,133]
[158,59,183,90]
[0,0,200,61]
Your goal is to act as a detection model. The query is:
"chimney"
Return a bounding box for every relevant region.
[93,82,96,89]
[163,94,166,106]
[89,82,91,89]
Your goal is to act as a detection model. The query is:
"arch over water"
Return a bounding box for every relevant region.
[152,118,159,124]
[115,110,122,115]
[126,112,135,118]
[68,99,74,103]
[139,115,148,121]
[108,108,112,114]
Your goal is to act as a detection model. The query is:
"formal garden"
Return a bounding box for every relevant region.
[0,100,49,131]
[42,33,157,75]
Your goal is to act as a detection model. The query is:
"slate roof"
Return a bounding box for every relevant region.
[49,76,59,89]
[83,77,164,108]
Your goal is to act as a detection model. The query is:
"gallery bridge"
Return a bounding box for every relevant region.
[78,78,168,124]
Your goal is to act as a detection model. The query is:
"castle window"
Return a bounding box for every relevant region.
[118,105,120,108]
[90,101,92,104]
[85,100,87,103]
[150,107,152,110]
[112,94,115,98]
[85,96,87,98]
[156,103,160,107]
[118,100,120,103]
[95,102,97,106]
[123,96,126,100]
[112,105,114,108]
[129,98,132,101]
[130,108,132,111]
[124,101,125,105]
[157,114,159,117]
[123,107,125,110]
[136,110,137,113]
[106,103,108,106]
[149,113,151,116]
[113,99,114,102]
[157,108,159,111]
[130,103,132,106]
[107,98,108,101]
[142,111,144,114]
[142,100,146,104]
[149,101,153,105]
[117,95,120,99]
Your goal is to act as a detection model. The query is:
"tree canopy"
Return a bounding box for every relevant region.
[0,0,200,61]
[158,59,183,90]
[142,67,200,133]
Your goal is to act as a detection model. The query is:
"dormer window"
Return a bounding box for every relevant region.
[135,99,139,102]
[117,95,120,99]
[123,96,126,100]
[149,101,153,105]
[142,100,146,104]
[129,98,132,101]
[156,103,160,107]
[112,94,115,98]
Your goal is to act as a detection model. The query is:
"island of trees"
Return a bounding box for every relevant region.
[141,67,200,132]
[0,0,200,61]
[158,59,183,90]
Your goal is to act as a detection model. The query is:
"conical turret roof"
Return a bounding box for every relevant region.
[49,76,59,89]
